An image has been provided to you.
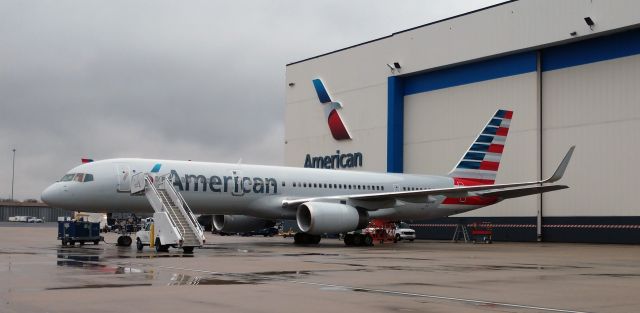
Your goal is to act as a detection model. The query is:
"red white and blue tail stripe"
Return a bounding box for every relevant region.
[448,109,513,185]
[312,79,352,140]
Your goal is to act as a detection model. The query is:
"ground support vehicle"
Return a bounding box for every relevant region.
[279,228,296,238]
[58,220,103,246]
[469,222,493,243]
[344,220,397,246]
[242,227,279,237]
[394,222,416,242]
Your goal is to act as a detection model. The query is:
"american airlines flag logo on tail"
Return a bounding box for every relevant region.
[312,79,352,140]
[448,109,513,185]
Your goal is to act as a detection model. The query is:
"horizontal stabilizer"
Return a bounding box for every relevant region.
[478,185,568,199]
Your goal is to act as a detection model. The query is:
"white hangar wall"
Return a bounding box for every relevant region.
[542,53,640,217]
[285,0,640,242]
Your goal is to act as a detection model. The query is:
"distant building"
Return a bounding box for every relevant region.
[0,201,73,222]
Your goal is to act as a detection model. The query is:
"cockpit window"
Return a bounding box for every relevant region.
[60,174,75,182]
[73,173,85,182]
[60,173,93,182]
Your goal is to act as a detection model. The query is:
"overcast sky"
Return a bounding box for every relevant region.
[0,0,502,200]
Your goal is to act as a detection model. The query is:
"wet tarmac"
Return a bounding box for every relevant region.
[1,225,639,313]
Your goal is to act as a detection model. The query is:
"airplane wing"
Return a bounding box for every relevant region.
[476,184,568,199]
[282,146,574,209]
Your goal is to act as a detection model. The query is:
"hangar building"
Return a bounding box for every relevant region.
[284,0,640,243]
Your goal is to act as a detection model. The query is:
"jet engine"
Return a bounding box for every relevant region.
[296,202,368,235]
[213,215,275,233]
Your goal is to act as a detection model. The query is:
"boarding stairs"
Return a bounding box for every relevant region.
[131,173,204,248]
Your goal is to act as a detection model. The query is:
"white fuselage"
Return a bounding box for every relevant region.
[41,158,488,221]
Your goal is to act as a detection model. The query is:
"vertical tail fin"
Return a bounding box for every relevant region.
[448,109,513,185]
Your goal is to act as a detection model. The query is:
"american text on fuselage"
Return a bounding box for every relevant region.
[169,170,277,195]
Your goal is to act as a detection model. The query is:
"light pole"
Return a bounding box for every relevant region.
[11,148,16,201]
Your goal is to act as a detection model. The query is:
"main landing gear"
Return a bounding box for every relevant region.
[294,232,321,245]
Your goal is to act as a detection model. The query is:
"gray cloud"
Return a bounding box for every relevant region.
[0,0,502,200]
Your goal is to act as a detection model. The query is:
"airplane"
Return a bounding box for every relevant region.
[41,109,575,245]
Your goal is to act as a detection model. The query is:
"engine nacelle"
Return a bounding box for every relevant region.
[213,215,275,233]
[296,202,368,235]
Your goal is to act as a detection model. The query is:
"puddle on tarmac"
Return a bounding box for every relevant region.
[168,273,258,286]
[0,250,41,255]
[581,273,640,278]
[46,283,152,290]
[320,286,352,292]
[283,253,339,257]
[134,254,194,259]
[251,270,311,278]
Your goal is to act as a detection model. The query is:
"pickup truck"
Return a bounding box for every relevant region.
[395,222,416,241]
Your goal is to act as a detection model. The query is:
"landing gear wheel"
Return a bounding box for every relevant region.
[363,235,374,246]
[93,240,100,245]
[183,247,194,253]
[344,234,354,246]
[136,239,144,251]
[68,240,75,246]
[294,233,321,245]
[395,234,401,243]
[352,234,362,246]
[61,239,67,246]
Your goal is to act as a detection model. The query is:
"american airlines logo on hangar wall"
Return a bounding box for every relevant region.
[312,79,352,140]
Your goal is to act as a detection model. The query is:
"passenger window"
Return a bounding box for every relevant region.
[324,184,327,188]
[303,183,307,187]
[282,182,286,187]
[84,174,94,182]
[293,182,296,187]
[313,183,317,188]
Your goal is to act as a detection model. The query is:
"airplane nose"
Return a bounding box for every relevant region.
[41,184,61,206]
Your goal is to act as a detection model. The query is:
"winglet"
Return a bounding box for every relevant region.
[545,146,575,183]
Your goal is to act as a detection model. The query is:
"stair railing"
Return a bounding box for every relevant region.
[158,175,204,245]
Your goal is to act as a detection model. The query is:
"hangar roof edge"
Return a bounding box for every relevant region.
[286,0,516,66]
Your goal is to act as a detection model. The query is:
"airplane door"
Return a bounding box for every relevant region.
[393,184,400,192]
[116,164,132,192]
